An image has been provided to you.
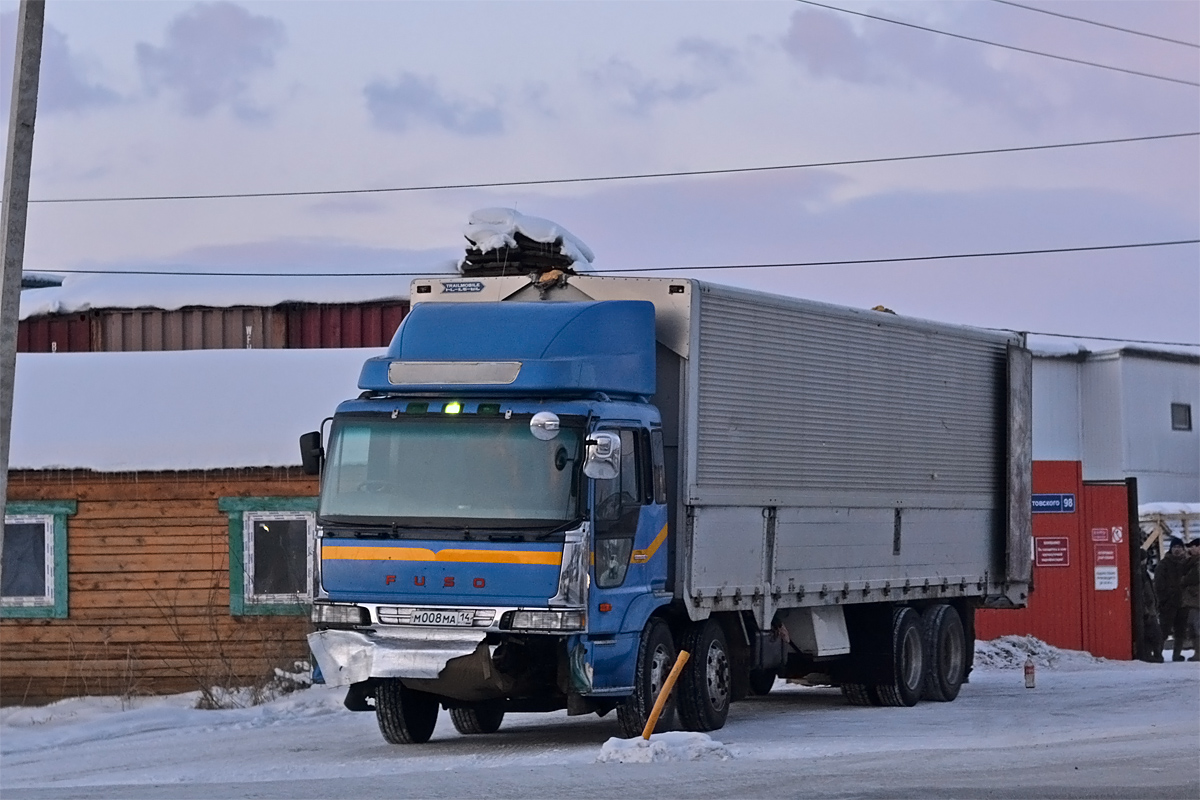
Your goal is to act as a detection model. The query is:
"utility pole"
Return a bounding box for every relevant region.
[0,0,46,570]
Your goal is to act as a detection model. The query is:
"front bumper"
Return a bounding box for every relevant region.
[308,627,487,687]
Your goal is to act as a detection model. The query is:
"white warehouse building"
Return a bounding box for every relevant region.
[1031,340,1200,503]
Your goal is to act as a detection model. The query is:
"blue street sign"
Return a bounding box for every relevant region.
[1032,493,1076,514]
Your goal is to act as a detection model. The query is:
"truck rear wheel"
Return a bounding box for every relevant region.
[840,682,879,706]
[677,618,731,732]
[449,702,505,735]
[873,607,925,707]
[375,679,440,744]
[617,618,677,738]
[921,604,966,702]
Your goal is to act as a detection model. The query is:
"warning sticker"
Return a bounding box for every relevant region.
[1035,537,1070,568]
[1111,527,1124,543]
[1091,527,1110,543]
[1094,544,1118,566]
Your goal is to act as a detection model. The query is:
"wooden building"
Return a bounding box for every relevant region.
[2,347,375,705]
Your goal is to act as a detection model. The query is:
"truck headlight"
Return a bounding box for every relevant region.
[312,603,368,627]
[507,609,586,631]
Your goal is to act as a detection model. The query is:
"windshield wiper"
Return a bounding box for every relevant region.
[535,520,582,541]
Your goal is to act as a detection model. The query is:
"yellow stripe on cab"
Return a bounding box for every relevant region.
[322,545,562,566]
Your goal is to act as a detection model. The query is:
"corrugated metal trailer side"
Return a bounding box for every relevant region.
[679,282,1029,626]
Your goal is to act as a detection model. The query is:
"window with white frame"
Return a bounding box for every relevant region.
[218,497,317,616]
[243,511,314,606]
[2,501,74,619]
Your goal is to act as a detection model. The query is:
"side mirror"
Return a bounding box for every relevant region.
[583,432,620,480]
[299,431,324,476]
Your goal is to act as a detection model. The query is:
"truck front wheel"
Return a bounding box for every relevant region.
[375,679,440,744]
[677,618,731,732]
[450,702,505,734]
[616,618,677,738]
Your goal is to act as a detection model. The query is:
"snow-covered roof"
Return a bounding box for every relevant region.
[11,348,382,472]
[1027,334,1200,361]
[463,208,595,269]
[18,254,460,321]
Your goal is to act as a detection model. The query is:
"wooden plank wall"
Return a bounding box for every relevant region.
[2,468,318,706]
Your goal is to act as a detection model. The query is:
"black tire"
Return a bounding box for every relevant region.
[748,669,776,696]
[873,607,925,708]
[921,604,967,702]
[375,678,440,744]
[449,702,505,735]
[617,618,677,738]
[840,682,879,706]
[677,618,732,732]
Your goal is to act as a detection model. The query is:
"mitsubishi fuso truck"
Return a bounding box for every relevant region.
[301,272,1032,744]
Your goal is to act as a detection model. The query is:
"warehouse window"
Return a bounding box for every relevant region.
[1,500,75,619]
[218,497,317,616]
[1171,403,1192,432]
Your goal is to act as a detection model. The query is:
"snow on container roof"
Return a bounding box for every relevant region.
[11,348,382,472]
[18,251,459,321]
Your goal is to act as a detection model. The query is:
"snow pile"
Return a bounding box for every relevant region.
[463,208,595,270]
[974,636,1104,670]
[596,732,733,764]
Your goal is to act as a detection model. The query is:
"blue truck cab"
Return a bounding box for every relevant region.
[305,298,678,741]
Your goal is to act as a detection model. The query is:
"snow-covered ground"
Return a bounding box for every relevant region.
[2,638,1197,799]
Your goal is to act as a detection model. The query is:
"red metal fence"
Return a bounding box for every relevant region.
[977,461,1133,659]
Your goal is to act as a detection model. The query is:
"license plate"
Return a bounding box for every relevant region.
[409,608,474,626]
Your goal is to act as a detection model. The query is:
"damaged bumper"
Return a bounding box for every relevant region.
[308,627,487,687]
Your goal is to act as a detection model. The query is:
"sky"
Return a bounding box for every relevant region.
[2,0,1198,343]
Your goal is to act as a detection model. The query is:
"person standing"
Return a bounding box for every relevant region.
[1155,537,1190,661]
[1182,539,1200,662]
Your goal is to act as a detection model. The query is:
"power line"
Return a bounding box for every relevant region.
[40,237,1199,278]
[989,0,1200,49]
[27,131,1199,204]
[793,0,1200,87]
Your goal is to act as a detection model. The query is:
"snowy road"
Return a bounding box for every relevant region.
[2,641,1197,799]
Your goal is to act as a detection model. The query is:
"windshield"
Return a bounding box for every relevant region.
[320,415,582,528]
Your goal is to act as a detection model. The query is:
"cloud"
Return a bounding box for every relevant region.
[780,7,1046,120]
[135,2,285,120]
[364,73,503,136]
[586,57,719,116]
[0,13,119,116]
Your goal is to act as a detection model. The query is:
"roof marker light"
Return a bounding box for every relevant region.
[444,402,463,415]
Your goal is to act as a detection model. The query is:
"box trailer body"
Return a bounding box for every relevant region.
[304,274,1031,742]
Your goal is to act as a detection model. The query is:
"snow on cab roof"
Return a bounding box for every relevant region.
[11,348,382,472]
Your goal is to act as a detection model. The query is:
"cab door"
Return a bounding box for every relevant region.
[591,428,667,632]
